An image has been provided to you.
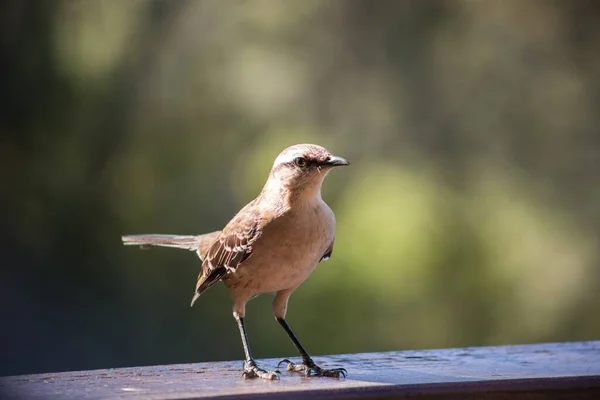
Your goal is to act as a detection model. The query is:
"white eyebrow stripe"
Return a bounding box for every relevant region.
[274,151,302,165]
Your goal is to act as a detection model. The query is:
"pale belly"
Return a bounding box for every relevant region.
[223,203,335,297]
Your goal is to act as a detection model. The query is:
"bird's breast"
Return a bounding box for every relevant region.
[225,200,335,295]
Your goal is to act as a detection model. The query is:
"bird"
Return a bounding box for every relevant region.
[122,144,349,380]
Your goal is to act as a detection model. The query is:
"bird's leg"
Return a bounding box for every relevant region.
[234,312,279,380]
[276,318,347,378]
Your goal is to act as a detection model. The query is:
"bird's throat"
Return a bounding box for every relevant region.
[260,178,324,209]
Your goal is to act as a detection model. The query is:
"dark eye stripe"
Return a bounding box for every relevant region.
[296,159,318,167]
[278,158,320,170]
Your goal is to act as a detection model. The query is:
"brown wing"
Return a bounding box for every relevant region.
[191,204,266,305]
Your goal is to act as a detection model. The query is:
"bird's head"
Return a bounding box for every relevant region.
[266,144,349,198]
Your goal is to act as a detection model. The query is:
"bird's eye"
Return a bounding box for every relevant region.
[294,157,307,167]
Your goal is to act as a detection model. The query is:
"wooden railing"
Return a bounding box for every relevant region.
[2,341,599,399]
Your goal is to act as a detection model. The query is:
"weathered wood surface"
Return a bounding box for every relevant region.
[1,341,599,400]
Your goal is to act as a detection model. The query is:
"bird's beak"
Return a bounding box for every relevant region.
[322,155,349,167]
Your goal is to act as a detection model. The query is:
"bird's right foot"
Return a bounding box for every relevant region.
[242,360,280,380]
[278,358,347,378]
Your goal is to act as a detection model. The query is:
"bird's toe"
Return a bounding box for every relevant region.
[242,362,280,380]
[277,358,294,370]
[278,358,346,379]
[319,367,347,378]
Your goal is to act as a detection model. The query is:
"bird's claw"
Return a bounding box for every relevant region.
[277,358,347,378]
[242,361,280,380]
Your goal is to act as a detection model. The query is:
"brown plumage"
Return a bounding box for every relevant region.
[122,143,349,380]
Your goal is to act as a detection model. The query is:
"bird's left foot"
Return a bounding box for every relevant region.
[278,358,347,378]
[242,360,280,380]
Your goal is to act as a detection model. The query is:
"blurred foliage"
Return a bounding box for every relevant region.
[1,0,600,376]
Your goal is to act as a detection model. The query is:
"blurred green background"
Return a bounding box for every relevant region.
[2,0,600,377]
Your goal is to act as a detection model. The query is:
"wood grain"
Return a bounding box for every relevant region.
[1,341,599,399]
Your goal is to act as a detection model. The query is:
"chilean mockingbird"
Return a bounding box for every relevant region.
[122,144,349,380]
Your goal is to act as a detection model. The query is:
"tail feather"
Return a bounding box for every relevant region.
[122,234,201,250]
[121,231,221,260]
